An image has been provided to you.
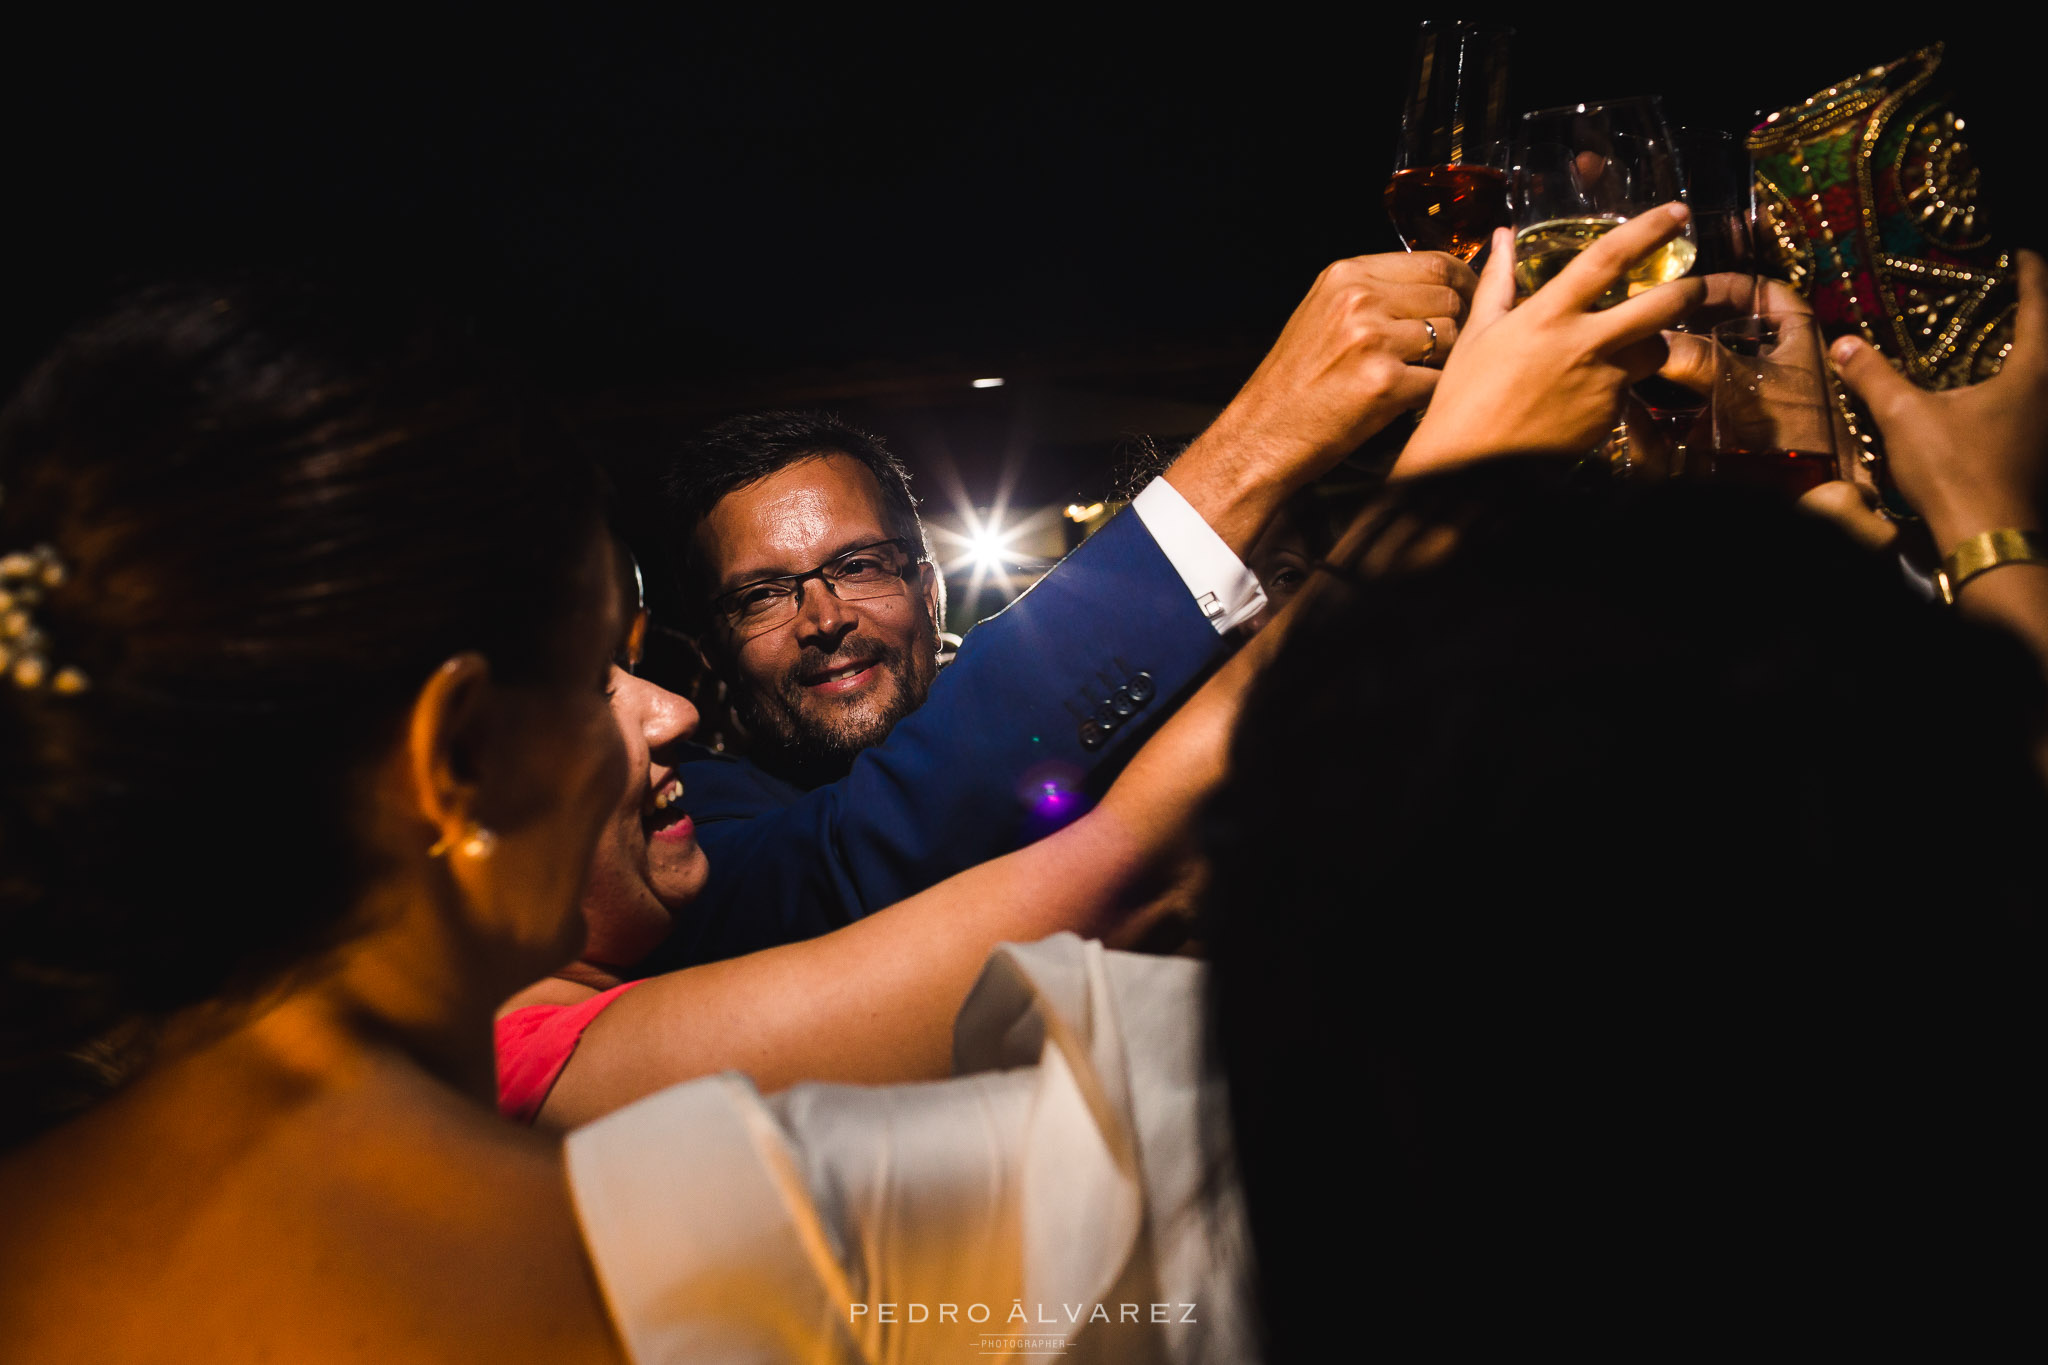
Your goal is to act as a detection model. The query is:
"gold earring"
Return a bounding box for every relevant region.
[428,823,497,859]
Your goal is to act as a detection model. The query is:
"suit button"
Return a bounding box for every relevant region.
[1108,690,1136,718]
[1091,705,1120,730]
[1126,671,1155,705]
[1078,719,1106,751]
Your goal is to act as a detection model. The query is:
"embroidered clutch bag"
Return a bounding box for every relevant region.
[1749,44,2016,514]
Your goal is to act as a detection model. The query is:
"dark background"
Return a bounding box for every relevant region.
[4,15,2032,619]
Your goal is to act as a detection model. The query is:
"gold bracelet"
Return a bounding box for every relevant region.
[1935,528,2048,605]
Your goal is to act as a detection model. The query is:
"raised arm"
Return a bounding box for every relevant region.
[667,250,1477,964]
[1830,250,2048,682]
[1168,249,1475,552]
[532,591,1292,1130]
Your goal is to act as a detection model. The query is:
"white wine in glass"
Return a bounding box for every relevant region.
[1513,216,1698,304]
[1512,98,1695,309]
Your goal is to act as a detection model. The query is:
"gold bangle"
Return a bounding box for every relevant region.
[1935,528,2048,605]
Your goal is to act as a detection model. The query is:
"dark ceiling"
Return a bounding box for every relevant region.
[4,15,2032,531]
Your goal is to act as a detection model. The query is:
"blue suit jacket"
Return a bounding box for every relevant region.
[648,506,1227,968]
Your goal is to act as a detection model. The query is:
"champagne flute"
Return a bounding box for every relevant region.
[1386,20,1513,264]
[1511,98,1696,307]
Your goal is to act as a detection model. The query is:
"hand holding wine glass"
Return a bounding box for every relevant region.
[1654,273,1817,393]
[1201,249,1477,462]
[1618,128,1755,470]
[1174,247,1478,549]
[1512,99,1696,307]
[1393,206,1706,477]
[1638,269,1893,546]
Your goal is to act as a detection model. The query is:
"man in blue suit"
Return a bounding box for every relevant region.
[644,247,1476,967]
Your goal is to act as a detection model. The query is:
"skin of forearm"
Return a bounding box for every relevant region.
[1916,491,2048,776]
[531,804,1177,1131]
[1922,492,2042,567]
[1955,562,2048,685]
[533,605,1293,1130]
[1162,415,1300,559]
[1926,494,2048,681]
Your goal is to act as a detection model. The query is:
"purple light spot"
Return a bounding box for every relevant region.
[1017,759,1088,833]
[1031,786,1079,818]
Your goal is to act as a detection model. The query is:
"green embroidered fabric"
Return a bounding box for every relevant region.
[1750,45,2014,513]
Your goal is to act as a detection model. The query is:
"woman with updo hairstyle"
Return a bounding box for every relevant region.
[0,282,635,1361]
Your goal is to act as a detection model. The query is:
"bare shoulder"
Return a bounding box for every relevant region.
[0,1058,625,1365]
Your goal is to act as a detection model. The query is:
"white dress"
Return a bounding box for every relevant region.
[565,933,1258,1364]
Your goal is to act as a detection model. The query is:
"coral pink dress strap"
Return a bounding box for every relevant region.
[495,980,646,1125]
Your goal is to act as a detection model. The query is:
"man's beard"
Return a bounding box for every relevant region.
[735,622,938,788]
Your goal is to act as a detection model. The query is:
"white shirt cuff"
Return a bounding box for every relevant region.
[1130,478,1267,634]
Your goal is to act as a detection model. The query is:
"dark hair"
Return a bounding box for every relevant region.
[660,410,926,630]
[1206,461,2046,1352]
[0,281,603,1145]
[1106,434,1180,505]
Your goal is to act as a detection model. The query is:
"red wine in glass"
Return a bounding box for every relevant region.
[1384,165,1511,264]
[1708,315,1838,496]
[1699,447,1837,497]
[1388,22,1511,262]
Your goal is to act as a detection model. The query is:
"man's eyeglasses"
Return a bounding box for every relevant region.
[708,538,920,638]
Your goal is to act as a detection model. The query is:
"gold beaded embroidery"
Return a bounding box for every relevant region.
[0,542,88,693]
[1750,46,2018,494]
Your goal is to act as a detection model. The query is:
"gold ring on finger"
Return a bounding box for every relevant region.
[1419,318,1439,366]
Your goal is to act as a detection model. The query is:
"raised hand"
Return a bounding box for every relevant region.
[1829,250,2048,752]
[1391,206,1706,476]
[1654,273,1815,396]
[1796,479,1899,553]
[1829,249,2048,557]
[1650,273,1896,550]
[1168,250,1478,553]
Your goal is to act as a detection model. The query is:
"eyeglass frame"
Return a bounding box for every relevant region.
[705,536,925,641]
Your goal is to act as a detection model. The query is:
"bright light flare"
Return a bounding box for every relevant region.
[938,505,1026,575]
[967,526,1009,573]
[971,377,1006,389]
[929,501,1064,615]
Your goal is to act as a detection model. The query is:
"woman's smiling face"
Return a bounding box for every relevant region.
[574,664,708,971]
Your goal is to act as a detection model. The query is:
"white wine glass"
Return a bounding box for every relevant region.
[1511,98,1696,308]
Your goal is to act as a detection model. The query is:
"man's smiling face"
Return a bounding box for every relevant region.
[696,452,941,781]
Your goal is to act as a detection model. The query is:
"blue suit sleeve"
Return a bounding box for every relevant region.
[654,505,1227,967]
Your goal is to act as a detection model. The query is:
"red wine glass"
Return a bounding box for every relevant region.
[1386,21,1513,264]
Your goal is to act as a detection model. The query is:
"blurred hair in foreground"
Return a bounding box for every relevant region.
[1206,460,2046,1354]
[0,279,601,1145]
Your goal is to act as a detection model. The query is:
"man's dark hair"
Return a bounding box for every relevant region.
[662,410,928,631]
